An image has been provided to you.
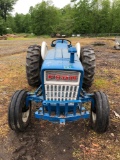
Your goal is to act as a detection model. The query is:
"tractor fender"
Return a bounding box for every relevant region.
[76,42,81,58]
[41,41,48,60]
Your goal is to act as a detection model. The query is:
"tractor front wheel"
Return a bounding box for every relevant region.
[90,91,110,133]
[8,90,31,132]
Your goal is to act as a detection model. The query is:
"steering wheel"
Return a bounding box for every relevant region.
[51,39,71,47]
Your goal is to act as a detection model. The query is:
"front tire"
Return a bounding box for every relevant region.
[80,47,96,89]
[90,91,110,133]
[8,90,31,132]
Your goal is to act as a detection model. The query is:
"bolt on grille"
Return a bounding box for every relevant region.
[45,85,79,101]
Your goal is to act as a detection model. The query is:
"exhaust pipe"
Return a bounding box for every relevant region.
[68,47,77,63]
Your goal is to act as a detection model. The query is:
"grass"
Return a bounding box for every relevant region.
[94,78,110,89]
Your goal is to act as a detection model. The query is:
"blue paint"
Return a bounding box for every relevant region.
[26,92,94,124]
[26,39,95,124]
[68,47,77,63]
[41,41,84,101]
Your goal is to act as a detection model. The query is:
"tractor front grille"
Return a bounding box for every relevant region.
[44,70,80,101]
[45,85,79,101]
[44,70,81,101]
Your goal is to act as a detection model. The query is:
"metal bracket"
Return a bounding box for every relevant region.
[60,119,65,125]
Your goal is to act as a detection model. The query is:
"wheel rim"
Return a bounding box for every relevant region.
[22,109,30,123]
[92,112,96,123]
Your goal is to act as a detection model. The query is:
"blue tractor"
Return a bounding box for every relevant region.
[8,39,110,133]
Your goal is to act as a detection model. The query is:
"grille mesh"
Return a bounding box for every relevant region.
[45,85,79,101]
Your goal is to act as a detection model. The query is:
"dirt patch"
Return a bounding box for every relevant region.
[0,38,52,57]
[0,38,120,160]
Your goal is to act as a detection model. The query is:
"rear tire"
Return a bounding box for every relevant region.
[26,45,43,87]
[80,47,96,89]
[90,91,110,133]
[8,90,31,132]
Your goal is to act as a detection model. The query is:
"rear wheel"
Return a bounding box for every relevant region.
[80,47,96,89]
[8,90,31,132]
[90,91,110,133]
[26,45,43,87]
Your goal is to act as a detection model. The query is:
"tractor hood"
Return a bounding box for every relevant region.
[41,48,83,72]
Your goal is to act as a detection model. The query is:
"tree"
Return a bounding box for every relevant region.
[0,0,18,21]
[71,0,77,2]
[90,0,101,33]
[0,17,6,35]
[13,13,31,33]
[56,4,74,35]
[71,0,77,5]
[1,0,120,35]
[99,0,111,33]
[90,0,113,34]
[72,0,93,34]
[111,0,120,33]
[5,15,16,32]
[14,13,24,33]
[31,1,60,35]
[23,14,32,33]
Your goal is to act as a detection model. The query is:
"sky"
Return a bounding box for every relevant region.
[12,0,71,15]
